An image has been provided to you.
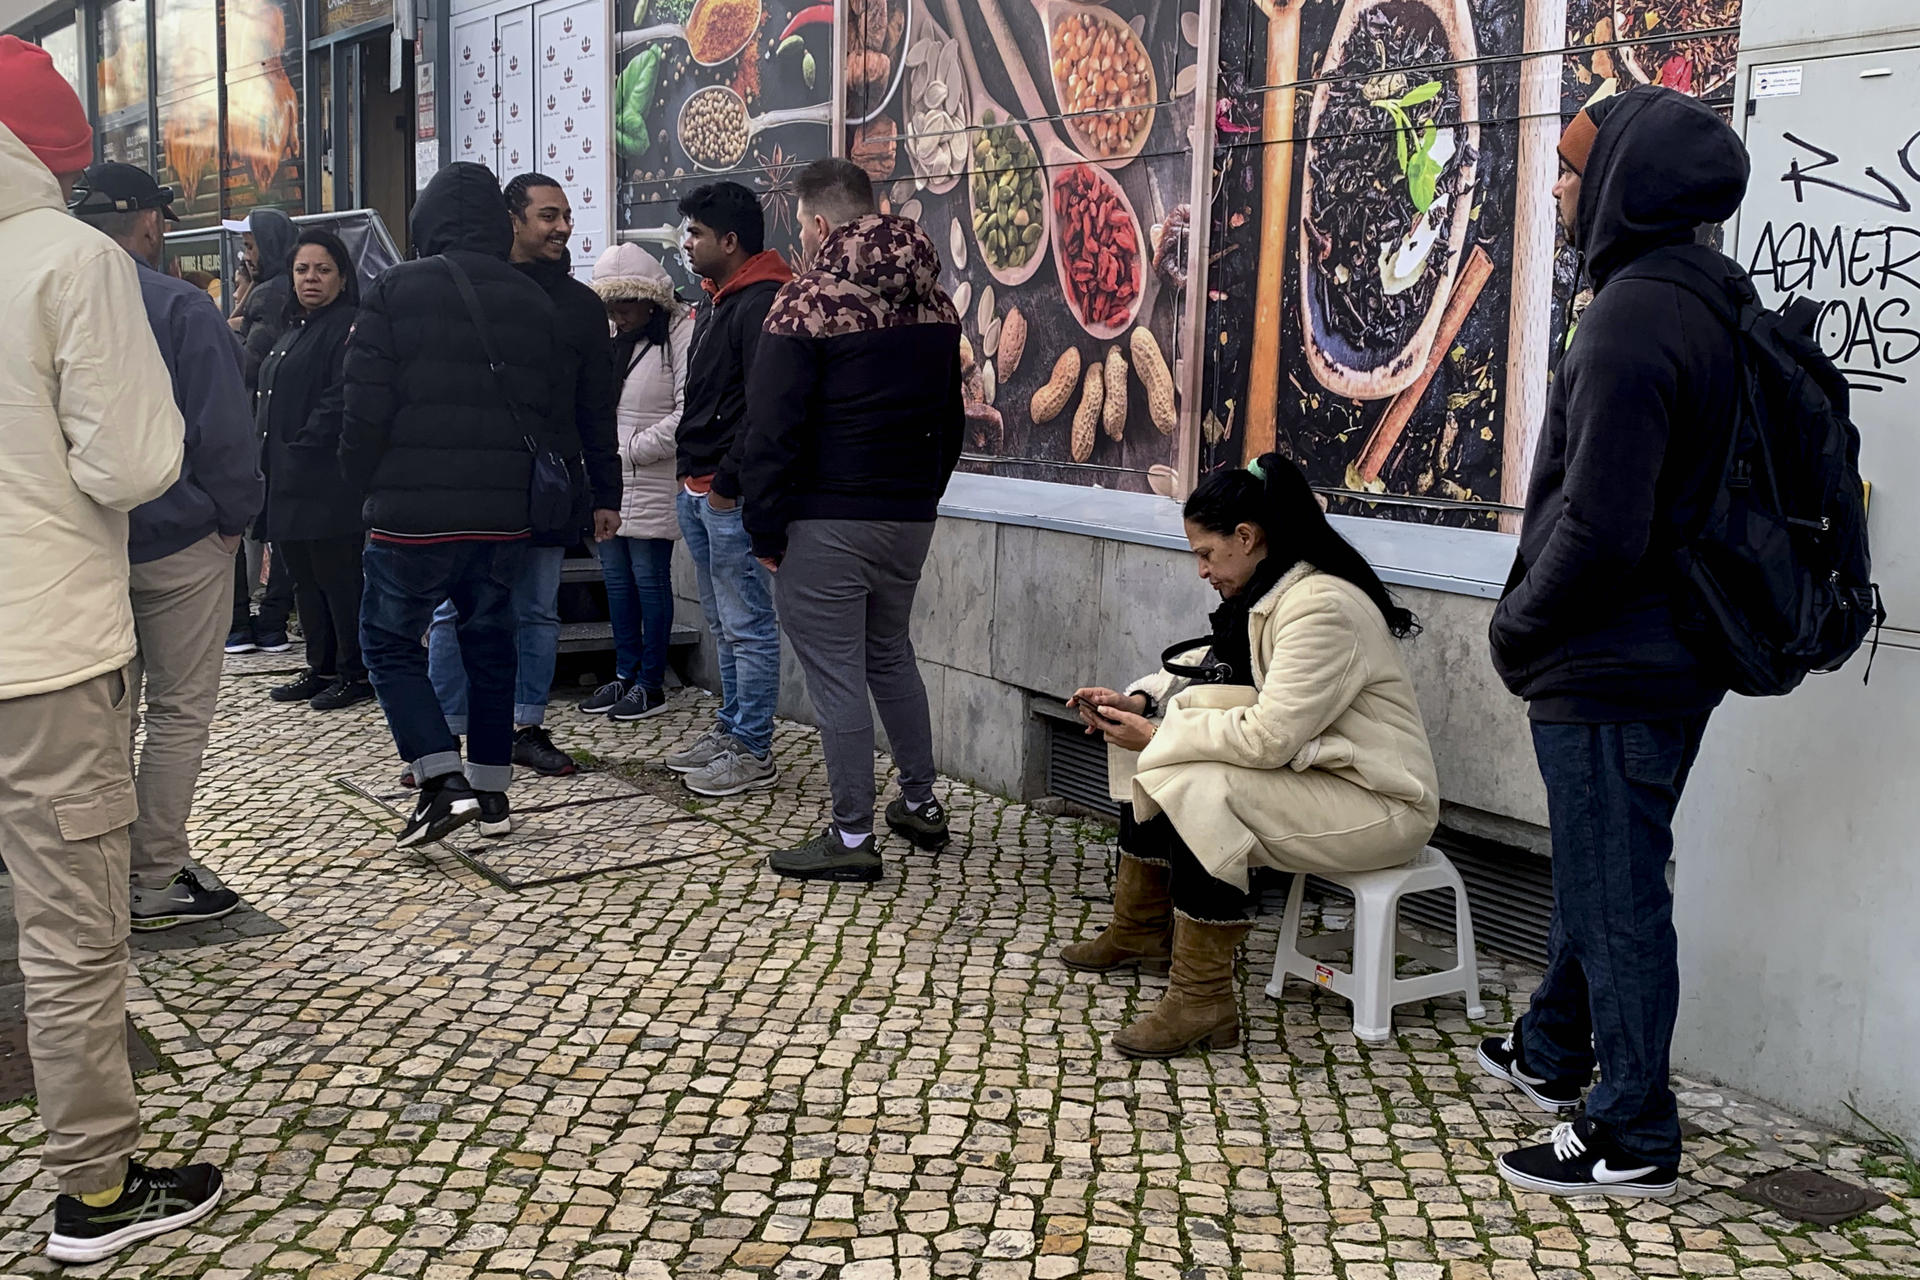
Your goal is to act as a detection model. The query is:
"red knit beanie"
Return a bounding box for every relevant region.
[0,35,94,176]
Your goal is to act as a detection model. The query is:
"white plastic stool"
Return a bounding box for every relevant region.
[1265,845,1486,1044]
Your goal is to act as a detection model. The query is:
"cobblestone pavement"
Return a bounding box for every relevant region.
[0,658,1916,1279]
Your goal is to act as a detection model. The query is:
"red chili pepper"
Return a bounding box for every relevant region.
[777,4,833,41]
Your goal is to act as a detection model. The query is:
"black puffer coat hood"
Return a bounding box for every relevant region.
[248,208,298,282]
[411,162,513,259]
[1577,86,1750,287]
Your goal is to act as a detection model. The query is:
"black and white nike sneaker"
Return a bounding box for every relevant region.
[1498,1115,1679,1199]
[47,1161,224,1263]
[396,773,480,848]
[1477,1031,1586,1115]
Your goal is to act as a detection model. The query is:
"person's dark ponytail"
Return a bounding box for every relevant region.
[1183,454,1420,638]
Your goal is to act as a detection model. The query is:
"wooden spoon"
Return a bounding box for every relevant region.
[1242,0,1305,462]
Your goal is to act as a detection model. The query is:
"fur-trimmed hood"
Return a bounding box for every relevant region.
[592,241,677,307]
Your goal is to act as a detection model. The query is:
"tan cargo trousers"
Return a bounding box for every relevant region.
[129,533,234,890]
[0,669,142,1195]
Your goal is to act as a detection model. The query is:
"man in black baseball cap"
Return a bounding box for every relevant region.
[70,156,262,940]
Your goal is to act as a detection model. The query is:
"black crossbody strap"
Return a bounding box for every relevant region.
[441,255,540,454]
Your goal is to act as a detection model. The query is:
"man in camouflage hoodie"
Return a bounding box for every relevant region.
[740,158,966,883]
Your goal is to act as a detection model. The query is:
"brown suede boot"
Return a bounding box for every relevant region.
[1111,913,1253,1059]
[1059,854,1174,974]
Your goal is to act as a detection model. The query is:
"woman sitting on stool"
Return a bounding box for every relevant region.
[1063,452,1439,1059]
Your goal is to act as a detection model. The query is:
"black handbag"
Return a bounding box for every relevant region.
[1160,637,1238,685]
[440,256,577,539]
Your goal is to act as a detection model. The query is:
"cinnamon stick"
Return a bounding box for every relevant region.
[1355,244,1495,485]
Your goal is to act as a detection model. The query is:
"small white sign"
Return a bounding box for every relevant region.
[1754,65,1803,98]
[415,139,440,190]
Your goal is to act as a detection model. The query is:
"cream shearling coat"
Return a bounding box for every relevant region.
[0,123,185,701]
[1115,563,1440,890]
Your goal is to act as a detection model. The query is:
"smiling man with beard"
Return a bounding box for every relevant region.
[423,173,621,789]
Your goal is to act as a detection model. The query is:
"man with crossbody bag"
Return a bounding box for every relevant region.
[341,163,569,847]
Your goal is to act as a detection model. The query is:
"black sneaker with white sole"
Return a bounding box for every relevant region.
[513,725,579,776]
[129,869,241,932]
[47,1161,224,1264]
[477,791,512,837]
[397,773,480,848]
[579,678,630,714]
[1498,1115,1679,1199]
[223,630,257,654]
[1477,1031,1587,1115]
[269,669,331,702]
[885,795,950,850]
[608,686,668,721]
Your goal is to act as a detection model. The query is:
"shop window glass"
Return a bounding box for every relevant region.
[224,0,306,215]
[155,0,221,226]
[38,23,81,97]
[96,0,152,169]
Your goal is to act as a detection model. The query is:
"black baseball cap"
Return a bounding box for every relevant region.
[69,161,178,220]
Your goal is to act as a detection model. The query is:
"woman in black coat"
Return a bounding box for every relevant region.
[258,229,373,711]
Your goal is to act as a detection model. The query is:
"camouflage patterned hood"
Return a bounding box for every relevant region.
[764,213,959,338]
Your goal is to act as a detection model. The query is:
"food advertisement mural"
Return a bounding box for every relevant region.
[223,0,306,216]
[1201,0,1741,528]
[96,0,152,170]
[612,0,838,287]
[155,0,222,227]
[849,0,1203,492]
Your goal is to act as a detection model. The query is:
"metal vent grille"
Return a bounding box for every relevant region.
[1045,716,1120,817]
[1399,826,1553,966]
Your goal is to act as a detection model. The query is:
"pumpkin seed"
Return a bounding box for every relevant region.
[1181,11,1199,45]
[900,198,923,222]
[952,280,971,320]
[981,359,997,405]
[977,284,995,332]
[1175,63,1198,97]
[950,219,967,270]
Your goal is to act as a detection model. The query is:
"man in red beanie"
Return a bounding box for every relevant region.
[0,34,227,1264]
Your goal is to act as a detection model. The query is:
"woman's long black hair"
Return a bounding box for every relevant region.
[1184,453,1420,638]
[289,228,360,309]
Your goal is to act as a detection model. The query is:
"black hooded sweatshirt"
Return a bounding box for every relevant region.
[516,250,622,539]
[236,207,299,394]
[340,162,564,540]
[256,264,363,542]
[1489,87,1751,722]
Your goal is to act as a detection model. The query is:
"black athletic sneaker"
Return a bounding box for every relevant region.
[47,1161,224,1264]
[254,630,293,653]
[769,827,884,883]
[513,725,578,776]
[885,795,951,850]
[608,686,669,721]
[269,670,332,702]
[579,678,630,714]
[1477,1031,1587,1115]
[223,630,257,654]
[129,869,240,932]
[309,677,375,711]
[1498,1115,1679,1199]
[397,773,480,848]
[477,791,512,838]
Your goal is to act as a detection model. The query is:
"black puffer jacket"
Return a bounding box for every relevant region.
[1490,86,1749,722]
[236,207,298,394]
[257,271,363,543]
[518,251,621,543]
[340,163,563,539]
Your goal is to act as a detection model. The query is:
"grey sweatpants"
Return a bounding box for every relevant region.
[775,519,939,835]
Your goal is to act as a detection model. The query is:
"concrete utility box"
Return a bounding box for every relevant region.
[1670,8,1920,1146]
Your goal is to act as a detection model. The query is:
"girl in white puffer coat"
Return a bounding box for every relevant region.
[582,244,694,721]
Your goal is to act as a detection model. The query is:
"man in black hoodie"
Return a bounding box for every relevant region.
[1480,87,1749,1200]
[225,206,299,654]
[741,159,964,883]
[424,173,621,782]
[665,181,793,798]
[342,162,566,849]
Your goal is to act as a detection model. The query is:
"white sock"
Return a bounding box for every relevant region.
[839,828,870,848]
[906,798,931,814]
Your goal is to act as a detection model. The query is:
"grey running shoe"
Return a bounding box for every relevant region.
[129,868,240,932]
[769,827,883,883]
[665,726,734,774]
[682,744,778,797]
[885,795,951,850]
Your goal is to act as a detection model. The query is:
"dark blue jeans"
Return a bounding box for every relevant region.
[599,535,676,694]
[360,538,528,793]
[1522,714,1711,1167]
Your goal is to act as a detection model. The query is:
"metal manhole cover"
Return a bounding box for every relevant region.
[1733,1168,1890,1225]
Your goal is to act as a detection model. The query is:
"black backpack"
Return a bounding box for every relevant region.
[1616,247,1884,697]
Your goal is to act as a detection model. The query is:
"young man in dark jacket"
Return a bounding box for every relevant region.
[342,161,566,847]
[741,159,963,882]
[667,181,793,797]
[425,173,621,784]
[71,161,258,933]
[224,205,298,654]
[1481,86,1749,1200]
